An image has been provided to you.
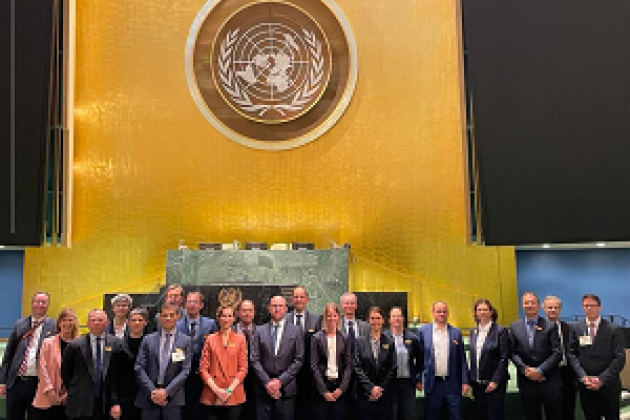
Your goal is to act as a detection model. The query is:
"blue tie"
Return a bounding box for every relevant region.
[527,320,536,347]
[271,324,279,355]
[348,321,356,352]
[94,337,102,396]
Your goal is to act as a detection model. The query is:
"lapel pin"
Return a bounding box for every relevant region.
[382,344,389,349]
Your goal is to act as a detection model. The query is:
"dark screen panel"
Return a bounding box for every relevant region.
[463,0,630,245]
[0,1,56,246]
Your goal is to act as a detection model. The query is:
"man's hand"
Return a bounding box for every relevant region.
[416,382,423,392]
[461,384,470,395]
[110,404,121,419]
[369,386,383,401]
[323,391,335,402]
[524,367,544,381]
[332,388,343,400]
[0,384,6,397]
[485,382,498,393]
[150,388,168,406]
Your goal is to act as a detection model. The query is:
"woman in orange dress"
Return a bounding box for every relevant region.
[199,305,248,420]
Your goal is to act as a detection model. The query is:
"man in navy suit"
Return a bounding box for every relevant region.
[251,295,304,420]
[233,299,257,420]
[284,286,322,420]
[62,309,124,420]
[0,291,57,420]
[568,294,626,420]
[175,290,216,420]
[135,303,192,420]
[543,295,577,420]
[509,292,562,420]
[417,301,469,420]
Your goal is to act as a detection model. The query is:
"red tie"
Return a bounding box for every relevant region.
[18,319,43,375]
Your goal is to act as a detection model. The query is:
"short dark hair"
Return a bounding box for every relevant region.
[473,298,498,323]
[521,291,539,304]
[582,294,601,306]
[367,306,384,318]
[161,302,180,314]
[186,290,205,303]
[167,284,184,296]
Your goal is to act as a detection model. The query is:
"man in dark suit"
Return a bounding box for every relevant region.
[284,285,322,420]
[417,301,469,420]
[250,295,304,420]
[339,292,369,420]
[544,295,577,420]
[0,291,57,420]
[233,299,257,420]
[175,290,216,420]
[61,309,124,420]
[568,294,626,420]
[509,292,563,420]
[135,303,192,420]
[153,284,186,331]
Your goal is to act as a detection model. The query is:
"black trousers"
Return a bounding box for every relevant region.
[470,380,507,420]
[31,405,67,420]
[518,375,562,420]
[206,404,242,420]
[578,380,621,420]
[313,378,347,420]
[183,373,204,420]
[393,378,416,420]
[255,393,295,420]
[559,365,577,420]
[6,376,38,420]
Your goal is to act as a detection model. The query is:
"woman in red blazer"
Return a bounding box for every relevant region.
[199,304,248,420]
[31,307,79,420]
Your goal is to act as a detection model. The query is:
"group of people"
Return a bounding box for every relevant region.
[0,287,625,420]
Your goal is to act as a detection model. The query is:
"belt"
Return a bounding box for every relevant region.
[475,379,490,385]
[435,376,448,381]
[18,376,38,381]
[325,376,340,382]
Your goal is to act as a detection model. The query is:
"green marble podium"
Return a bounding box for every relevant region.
[166,248,349,312]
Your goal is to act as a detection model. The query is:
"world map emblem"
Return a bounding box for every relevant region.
[186,0,357,150]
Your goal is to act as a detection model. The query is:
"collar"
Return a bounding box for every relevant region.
[272,318,286,328]
[587,317,601,328]
[188,316,200,323]
[162,328,176,336]
[433,323,448,332]
[478,321,492,333]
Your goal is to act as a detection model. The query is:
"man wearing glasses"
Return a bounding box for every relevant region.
[568,294,626,420]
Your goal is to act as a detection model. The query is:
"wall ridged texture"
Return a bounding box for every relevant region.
[23,0,517,327]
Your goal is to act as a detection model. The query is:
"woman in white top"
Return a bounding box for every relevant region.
[469,299,510,420]
[107,293,132,338]
[310,302,353,420]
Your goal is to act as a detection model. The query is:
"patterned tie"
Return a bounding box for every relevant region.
[296,314,303,330]
[158,333,172,385]
[271,324,280,355]
[371,338,379,360]
[94,337,103,396]
[190,321,197,353]
[589,322,596,343]
[17,318,43,375]
[348,321,356,352]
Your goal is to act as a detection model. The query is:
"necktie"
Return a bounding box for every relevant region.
[18,318,43,375]
[348,321,356,351]
[158,333,172,385]
[190,321,197,338]
[589,322,596,343]
[557,321,566,366]
[372,338,379,360]
[272,324,279,355]
[94,337,103,396]
[296,314,303,330]
[527,320,536,347]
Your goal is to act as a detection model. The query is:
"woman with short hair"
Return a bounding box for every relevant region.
[108,293,133,338]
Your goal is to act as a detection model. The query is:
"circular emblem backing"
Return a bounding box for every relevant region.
[186,0,357,150]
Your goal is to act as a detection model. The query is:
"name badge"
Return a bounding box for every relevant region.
[172,351,186,362]
[228,342,236,347]
[382,344,389,349]
[308,329,315,333]
[104,346,112,352]
[404,339,412,345]
[579,336,592,346]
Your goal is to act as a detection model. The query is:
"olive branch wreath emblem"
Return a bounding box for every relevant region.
[217,28,325,117]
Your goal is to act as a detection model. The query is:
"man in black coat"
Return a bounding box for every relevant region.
[0,292,57,420]
[543,295,578,420]
[61,309,124,420]
[509,292,562,420]
[569,294,626,420]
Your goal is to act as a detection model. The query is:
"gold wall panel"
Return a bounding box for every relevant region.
[23,0,518,327]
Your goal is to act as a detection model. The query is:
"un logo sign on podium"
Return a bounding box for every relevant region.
[186,0,357,150]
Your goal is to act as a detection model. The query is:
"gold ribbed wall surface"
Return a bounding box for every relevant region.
[23,0,518,327]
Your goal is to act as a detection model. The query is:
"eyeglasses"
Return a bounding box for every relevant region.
[583,304,600,308]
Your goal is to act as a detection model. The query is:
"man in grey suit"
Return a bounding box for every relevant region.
[135,303,192,420]
[61,309,124,420]
[284,286,322,420]
[251,295,304,420]
[569,294,626,420]
[0,291,57,420]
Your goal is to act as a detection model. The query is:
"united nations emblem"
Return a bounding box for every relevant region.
[218,287,243,309]
[186,0,357,150]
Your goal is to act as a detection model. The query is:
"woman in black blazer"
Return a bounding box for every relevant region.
[353,306,396,420]
[469,299,510,420]
[310,302,353,420]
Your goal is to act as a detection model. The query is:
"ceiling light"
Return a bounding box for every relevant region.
[596,242,606,247]
[542,244,551,249]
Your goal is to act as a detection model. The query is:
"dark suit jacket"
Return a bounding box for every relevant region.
[250,321,304,397]
[469,323,510,384]
[285,311,322,333]
[509,317,562,386]
[134,330,192,408]
[341,316,370,340]
[175,315,217,369]
[111,334,145,406]
[105,320,130,339]
[310,330,353,395]
[353,332,397,402]
[61,333,123,418]
[568,318,626,387]
[384,328,424,384]
[417,323,469,394]
[0,316,57,388]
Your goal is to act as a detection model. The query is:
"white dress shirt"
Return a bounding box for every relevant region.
[326,335,338,379]
[475,321,492,378]
[24,317,45,377]
[433,324,449,377]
